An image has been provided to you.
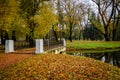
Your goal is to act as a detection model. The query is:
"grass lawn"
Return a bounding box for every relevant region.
[66,40,120,50]
[0,54,120,80]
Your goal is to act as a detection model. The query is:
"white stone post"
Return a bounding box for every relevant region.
[63,39,66,46]
[35,39,44,54]
[5,40,14,53]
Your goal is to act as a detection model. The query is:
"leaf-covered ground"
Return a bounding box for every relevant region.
[0,54,120,80]
[0,54,33,69]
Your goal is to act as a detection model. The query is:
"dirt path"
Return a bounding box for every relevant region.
[0,53,34,70]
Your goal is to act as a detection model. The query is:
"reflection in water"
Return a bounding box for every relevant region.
[67,50,120,68]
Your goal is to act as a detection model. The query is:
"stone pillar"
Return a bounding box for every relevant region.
[5,40,14,53]
[63,39,66,46]
[35,39,44,54]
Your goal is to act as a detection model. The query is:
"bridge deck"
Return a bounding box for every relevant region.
[0,45,65,54]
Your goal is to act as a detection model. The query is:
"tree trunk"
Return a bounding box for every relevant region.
[69,25,72,42]
[53,30,58,42]
[0,30,5,45]
[78,32,81,40]
[52,27,58,42]
[27,31,35,48]
[28,36,34,47]
[104,26,110,41]
[12,31,16,41]
[28,21,35,47]
[112,29,117,41]
[104,33,110,41]
[5,32,9,40]
[29,39,34,47]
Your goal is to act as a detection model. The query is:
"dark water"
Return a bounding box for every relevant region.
[67,50,120,68]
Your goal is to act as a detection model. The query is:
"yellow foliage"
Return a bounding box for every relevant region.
[0,0,18,34]
[54,26,59,31]
[34,2,58,38]
[64,14,78,29]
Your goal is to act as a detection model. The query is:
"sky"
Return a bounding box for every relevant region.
[78,0,97,9]
[51,0,98,13]
[82,0,98,13]
[79,0,92,4]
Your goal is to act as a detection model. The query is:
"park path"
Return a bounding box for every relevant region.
[0,49,34,70]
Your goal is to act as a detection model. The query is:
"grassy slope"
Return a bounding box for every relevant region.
[0,54,120,80]
[66,40,120,50]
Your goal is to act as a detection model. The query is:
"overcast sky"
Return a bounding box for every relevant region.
[79,0,92,4]
[78,0,96,8]
[51,0,97,12]
[82,0,98,13]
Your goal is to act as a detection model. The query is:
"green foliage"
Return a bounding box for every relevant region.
[92,20,105,34]
[89,14,105,35]
[34,2,57,38]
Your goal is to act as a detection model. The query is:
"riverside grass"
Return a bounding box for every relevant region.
[66,40,120,50]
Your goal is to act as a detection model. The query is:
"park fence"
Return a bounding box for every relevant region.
[0,44,5,53]
[14,40,31,50]
[14,40,63,50]
[43,40,63,51]
[4,39,65,53]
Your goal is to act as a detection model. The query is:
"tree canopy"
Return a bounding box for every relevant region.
[0,0,120,42]
[0,0,29,39]
[34,2,57,38]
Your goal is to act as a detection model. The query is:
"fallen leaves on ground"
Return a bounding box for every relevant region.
[0,54,33,69]
[0,54,120,80]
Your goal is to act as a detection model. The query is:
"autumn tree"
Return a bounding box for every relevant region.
[0,0,29,44]
[56,0,65,40]
[112,0,120,40]
[0,0,17,44]
[91,0,120,41]
[19,0,51,47]
[19,0,39,47]
[75,3,89,40]
[55,0,82,42]
[33,2,57,39]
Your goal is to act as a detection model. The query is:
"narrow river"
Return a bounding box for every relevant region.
[67,50,120,68]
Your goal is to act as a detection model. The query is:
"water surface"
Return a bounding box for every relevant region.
[67,50,120,68]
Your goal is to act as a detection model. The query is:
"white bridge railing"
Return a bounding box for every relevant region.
[5,39,66,54]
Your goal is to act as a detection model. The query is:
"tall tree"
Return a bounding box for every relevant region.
[91,0,119,41]
[19,0,40,47]
[56,0,64,40]
[76,3,89,40]
[19,0,49,46]
[0,0,17,42]
[0,0,29,44]
[112,0,120,40]
[57,0,81,42]
[33,2,57,39]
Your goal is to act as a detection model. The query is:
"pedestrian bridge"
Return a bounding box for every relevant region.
[0,39,66,54]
